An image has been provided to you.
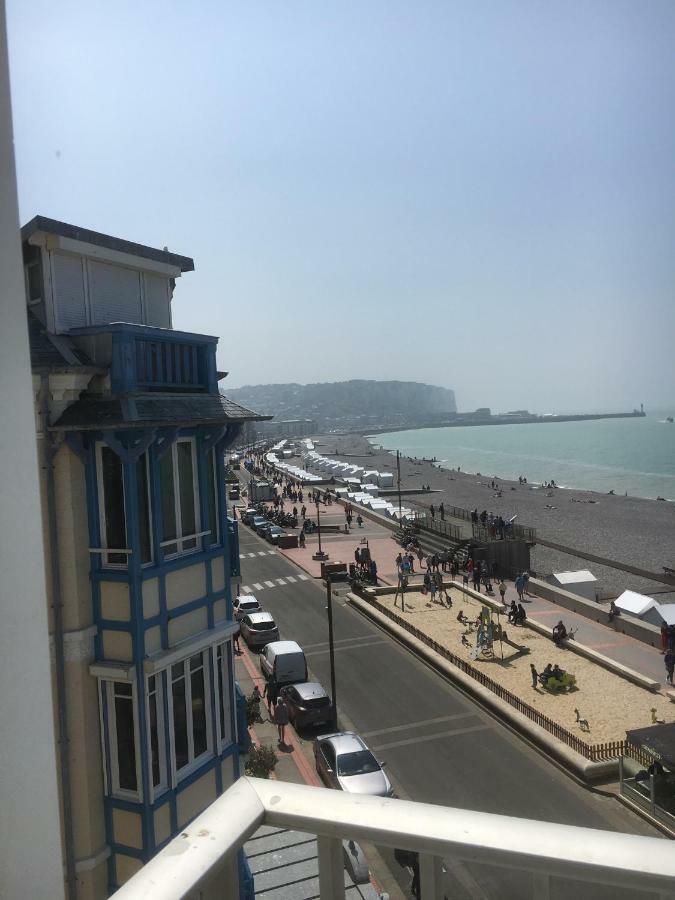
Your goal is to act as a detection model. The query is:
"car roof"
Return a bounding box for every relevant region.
[246,611,275,624]
[289,682,328,700]
[317,731,366,754]
[236,595,259,606]
[264,640,303,655]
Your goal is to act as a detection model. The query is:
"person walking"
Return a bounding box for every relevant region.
[665,650,675,685]
[660,621,669,654]
[263,678,279,716]
[515,574,525,602]
[498,579,507,606]
[430,504,435,519]
[439,502,445,521]
[472,566,481,593]
[530,664,539,689]
[274,695,290,746]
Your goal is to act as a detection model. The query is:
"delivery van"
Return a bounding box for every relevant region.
[259,640,308,686]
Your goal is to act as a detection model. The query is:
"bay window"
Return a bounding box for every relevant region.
[169,650,213,779]
[214,642,234,750]
[159,438,200,556]
[96,445,152,567]
[147,674,167,796]
[205,447,220,546]
[99,679,141,800]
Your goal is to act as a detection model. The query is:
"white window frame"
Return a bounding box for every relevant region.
[146,673,168,801]
[102,679,143,802]
[212,642,235,752]
[95,443,153,568]
[159,437,204,559]
[167,649,214,784]
[205,447,220,548]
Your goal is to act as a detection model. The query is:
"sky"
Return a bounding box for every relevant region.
[7,1,675,414]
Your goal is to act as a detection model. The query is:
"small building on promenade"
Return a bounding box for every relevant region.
[614,589,662,627]
[23,216,263,897]
[547,570,598,602]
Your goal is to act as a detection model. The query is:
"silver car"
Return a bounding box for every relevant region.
[239,611,279,648]
[314,732,393,797]
[233,595,261,621]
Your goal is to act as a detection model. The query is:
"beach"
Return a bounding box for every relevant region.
[314,433,675,601]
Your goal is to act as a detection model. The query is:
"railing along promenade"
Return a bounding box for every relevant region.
[413,508,537,544]
[111,777,675,900]
[356,588,650,767]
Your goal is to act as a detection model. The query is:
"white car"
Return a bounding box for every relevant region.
[234,595,261,621]
[314,732,393,797]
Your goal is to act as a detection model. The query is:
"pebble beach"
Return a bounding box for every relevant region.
[316,433,675,601]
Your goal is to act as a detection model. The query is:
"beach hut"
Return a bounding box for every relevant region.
[614,590,662,627]
[377,472,394,488]
[362,484,379,497]
[656,604,675,627]
[547,570,598,602]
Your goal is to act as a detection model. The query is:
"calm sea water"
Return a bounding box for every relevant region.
[373,412,675,501]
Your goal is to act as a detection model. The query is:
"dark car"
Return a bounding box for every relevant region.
[251,516,268,533]
[280,682,334,730]
[266,525,286,544]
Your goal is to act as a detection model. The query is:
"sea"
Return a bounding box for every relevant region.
[372,411,675,502]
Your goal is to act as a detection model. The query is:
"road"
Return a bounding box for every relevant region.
[236,522,661,899]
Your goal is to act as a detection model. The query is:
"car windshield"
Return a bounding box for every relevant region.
[337,749,380,776]
[252,620,276,631]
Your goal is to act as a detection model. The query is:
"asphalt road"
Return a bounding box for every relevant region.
[236,522,662,900]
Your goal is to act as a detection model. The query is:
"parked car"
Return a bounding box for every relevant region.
[314,732,393,797]
[241,508,258,525]
[240,612,279,648]
[251,516,268,533]
[228,485,240,500]
[256,521,273,539]
[233,594,261,621]
[279,682,334,730]
[266,525,286,544]
[259,640,307,686]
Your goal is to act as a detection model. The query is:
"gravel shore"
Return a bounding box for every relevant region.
[314,433,675,601]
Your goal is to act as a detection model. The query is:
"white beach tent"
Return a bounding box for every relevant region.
[377,472,394,488]
[614,590,662,627]
[547,570,598,602]
[656,604,675,627]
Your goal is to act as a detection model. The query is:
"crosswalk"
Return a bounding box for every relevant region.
[239,573,309,594]
[239,550,278,559]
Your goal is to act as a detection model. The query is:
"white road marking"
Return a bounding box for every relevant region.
[257,551,267,556]
[264,580,275,588]
[241,585,251,593]
[371,724,490,752]
[267,550,277,555]
[253,582,264,591]
[247,552,257,558]
[361,712,476,740]
[276,578,286,586]
[298,574,309,581]
[305,639,387,657]
[285,575,297,583]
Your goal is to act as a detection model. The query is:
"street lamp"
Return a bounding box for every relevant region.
[312,495,329,561]
[325,575,338,729]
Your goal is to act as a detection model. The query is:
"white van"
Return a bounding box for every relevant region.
[259,640,307,686]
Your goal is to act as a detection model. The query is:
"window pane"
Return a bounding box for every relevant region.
[190,662,207,758]
[171,670,189,771]
[137,454,152,564]
[216,647,225,740]
[177,442,196,538]
[206,449,218,545]
[148,681,161,788]
[159,449,177,543]
[101,447,126,564]
[114,689,137,791]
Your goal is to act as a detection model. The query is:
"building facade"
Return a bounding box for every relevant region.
[24,217,262,897]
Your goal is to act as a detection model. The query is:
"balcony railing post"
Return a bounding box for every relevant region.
[317,835,345,900]
[419,852,443,900]
[532,872,551,899]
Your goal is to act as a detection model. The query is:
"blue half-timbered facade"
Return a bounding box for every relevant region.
[23,217,263,895]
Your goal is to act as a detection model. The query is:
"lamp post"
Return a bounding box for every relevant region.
[325,576,338,729]
[312,495,329,561]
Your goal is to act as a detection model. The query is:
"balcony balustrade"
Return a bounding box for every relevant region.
[111,777,675,900]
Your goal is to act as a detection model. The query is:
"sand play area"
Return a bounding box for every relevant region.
[372,585,673,744]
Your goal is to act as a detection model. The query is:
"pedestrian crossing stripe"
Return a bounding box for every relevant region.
[241,550,277,559]
[285,575,297,583]
[239,574,311,594]
[299,574,309,581]
[264,580,275,588]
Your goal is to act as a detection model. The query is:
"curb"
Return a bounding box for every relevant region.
[346,591,617,783]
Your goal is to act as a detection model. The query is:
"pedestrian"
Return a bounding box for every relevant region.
[608,599,616,622]
[499,579,507,605]
[515,573,524,602]
[263,678,279,716]
[430,504,435,519]
[472,567,481,593]
[661,621,669,654]
[423,571,431,595]
[522,571,530,596]
[669,624,675,652]
[357,514,363,528]
[274,695,290,746]
[439,502,445,520]
[530,664,539,688]
[665,650,675,685]
[395,552,403,571]
[233,625,241,654]
[429,576,437,604]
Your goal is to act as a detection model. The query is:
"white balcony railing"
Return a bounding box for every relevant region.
[111,777,675,900]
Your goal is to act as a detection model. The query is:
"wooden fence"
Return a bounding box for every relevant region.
[359,589,645,765]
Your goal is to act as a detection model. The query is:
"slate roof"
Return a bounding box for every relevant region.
[27,309,95,370]
[51,392,269,431]
[22,215,194,272]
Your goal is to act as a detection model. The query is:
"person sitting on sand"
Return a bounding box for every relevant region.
[552,620,568,646]
[508,600,518,624]
[457,609,469,625]
[515,603,527,625]
[539,663,553,686]
[551,664,564,681]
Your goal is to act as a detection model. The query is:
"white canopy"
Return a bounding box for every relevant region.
[615,590,658,616]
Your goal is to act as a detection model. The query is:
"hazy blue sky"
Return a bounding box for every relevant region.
[8,1,675,413]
